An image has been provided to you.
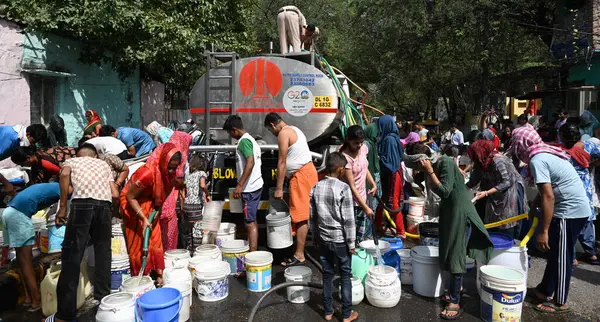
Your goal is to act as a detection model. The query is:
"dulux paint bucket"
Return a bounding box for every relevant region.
[479,265,526,322]
[245,251,273,292]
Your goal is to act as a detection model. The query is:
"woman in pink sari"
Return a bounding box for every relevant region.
[159,132,192,250]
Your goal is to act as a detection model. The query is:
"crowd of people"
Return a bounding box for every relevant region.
[0,107,598,321]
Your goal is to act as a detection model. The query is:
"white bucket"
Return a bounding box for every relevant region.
[165,249,191,269]
[479,265,526,322]
[358,240,391,258]
[408,197,426,217]
[220,240,249,275]
[365,265,401,308]
[228,188,244,213]
[406,215,424,234]
[338,276,365,305]
[110,255,130,291]
[245,251,273,292]
[478,243,529,297]
[195,260,231,302]
[397,249,413,285]
[284,266,313,304]
[164,282,192,322]
[95,292,136,322]
[215,223,237,247]
[119,276,155,298]
[410,246,443,297]
[194,245,222,261]
[201,201,224,232]
[265,213,293,249]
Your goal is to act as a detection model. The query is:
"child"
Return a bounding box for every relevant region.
[340,125,377,243]
[223,115,263,252]
[310,152,359,322]
[181,154,209,249]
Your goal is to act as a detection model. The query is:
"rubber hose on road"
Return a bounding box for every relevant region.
[305,251,323,273]
[247,282,324,322]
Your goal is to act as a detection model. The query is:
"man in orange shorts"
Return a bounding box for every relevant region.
[264,113,318,267]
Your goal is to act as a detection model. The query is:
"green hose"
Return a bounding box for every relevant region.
[140,209,159,276]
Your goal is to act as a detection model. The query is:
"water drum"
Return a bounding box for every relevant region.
[194,245,222,261]
[410,246,443,297]
[265,213,293,249]
[136,287,183,322]
[365,265,402,308]
[228,188,244,213]
[479,265,526,322]
[406,215,424,234]
[284,266,313,304]
[220,240,249,275]
[396,249,413,285]
[408,197,426,217]
[418,222,440,247]
[215,223,236,247]
[338,276,365,305]
[194,260,231,302]
[120,276,155,298]
[95,292,136,322]
[245,251,273,292]
[165,249,191,270]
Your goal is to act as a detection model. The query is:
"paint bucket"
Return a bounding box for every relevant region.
[110,255,131,291]
[215,223,237,247]
[120,276,155,298]
[410,246,443,297]
[265,213,293,249]
[165,249,191,270]
[136,287,183,322]
[48,225,65,253]
[408,197,426,217]
[95,292,136,322]
[338,276,365,305]
[194,260,230,302]
[479,265,526,322]
[245,251,273,292]
[193,245,222,261]
[418,222,439,247]
[358,240,391,259]
[406,215,424,234]
[284,266,313,304]
[365,265,402,308]
[201,201,224,232]
[228,188,244,214]
[396,249,413,285]
[478,233,528,297]
[220,240,249,275]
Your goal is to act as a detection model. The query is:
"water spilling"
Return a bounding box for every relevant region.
[374,240,384,268]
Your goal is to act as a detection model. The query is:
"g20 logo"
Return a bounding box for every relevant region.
[287,90,310,100]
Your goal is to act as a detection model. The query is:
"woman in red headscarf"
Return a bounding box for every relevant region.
[466,140,526,239]
[120,142,182,284]
[159,132,192,251]
[84,110,102,138]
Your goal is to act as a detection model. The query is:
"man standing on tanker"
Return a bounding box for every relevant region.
[264,113,318,267]
[277,5,320,54]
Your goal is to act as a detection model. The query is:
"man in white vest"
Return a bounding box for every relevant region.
[223,115,264,252]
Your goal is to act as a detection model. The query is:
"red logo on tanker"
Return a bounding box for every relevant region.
[239,58,284,110]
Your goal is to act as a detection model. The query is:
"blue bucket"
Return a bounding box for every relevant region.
[110,268,130,290]
[135,287,182,322]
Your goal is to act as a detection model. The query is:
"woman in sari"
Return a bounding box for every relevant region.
[160,131,192,251]
[121,142,181,284]
[84,110,102,138]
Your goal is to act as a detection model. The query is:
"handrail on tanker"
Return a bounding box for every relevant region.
[189,144,324,160]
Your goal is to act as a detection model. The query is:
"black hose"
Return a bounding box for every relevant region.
[247,282,324,322]
[305,251,323,273]
[374,195,402,213]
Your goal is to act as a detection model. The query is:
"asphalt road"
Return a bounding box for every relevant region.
[4,244,599,322]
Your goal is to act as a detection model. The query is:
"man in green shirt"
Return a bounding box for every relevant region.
[223,115,264,252]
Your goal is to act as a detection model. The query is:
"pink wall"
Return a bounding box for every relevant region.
[0,19,29,126]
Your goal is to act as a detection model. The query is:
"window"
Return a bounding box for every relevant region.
[28,75,56,125]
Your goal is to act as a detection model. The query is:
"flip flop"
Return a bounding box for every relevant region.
[583,256,600,265]
[28,306,41,313]
[442,288,466,302]
[534,302,571,314]
[439,306,463,320]
[281,257,305,267]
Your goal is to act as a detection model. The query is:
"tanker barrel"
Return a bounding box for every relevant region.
[189,144,324,160]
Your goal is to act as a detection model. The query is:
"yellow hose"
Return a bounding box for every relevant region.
[519,217,538,247]
[483,214,528,229]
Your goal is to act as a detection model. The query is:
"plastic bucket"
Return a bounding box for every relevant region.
[466,257,475,273]
[410,246,443,297]
[220,240,249,275]
[338,276,365,305]
[479,265,526,322]
[201,201,224,232]
[48,225,65,253]
[96,292,136,322]
[136,287,183,322]
[365,265,401,308]
[358,240,391,259]
[194,260,230,302]
[245,251,273,292]
[215,223,237,247]
[478,233,528,297]
[396,249,413,285]
[163,282,191,322]
[193,245,222,261]
[406,215,424,234]
[408,197,426,217]
[110,255,131,291]
[284,266,313,303]
[228,188,244,214]
[120,276,155,298]
[265,213,293,249]
[382,238,403,253]
[165,249,191,269]
[418,222,439,247]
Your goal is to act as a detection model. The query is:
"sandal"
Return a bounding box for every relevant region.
[442,288,465,302]
[534,302,571,314]
[281,257,305,267]
[28,305,41,313]
[439,305,463,320]
[583,256,600,265]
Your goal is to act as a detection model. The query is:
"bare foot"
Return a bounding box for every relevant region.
[324,314,333,321]
[343,311,359,322]
[440,303,461,319]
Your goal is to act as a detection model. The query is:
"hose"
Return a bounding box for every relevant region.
[248,282,324,322]
[519,217,539,247]
[139,209,159,276]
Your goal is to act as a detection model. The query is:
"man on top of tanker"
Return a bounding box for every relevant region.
[277,5,320,54]
[264,113,318,267]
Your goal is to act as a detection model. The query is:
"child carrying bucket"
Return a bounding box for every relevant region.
[180,154,210,251]
[310,152,359,322]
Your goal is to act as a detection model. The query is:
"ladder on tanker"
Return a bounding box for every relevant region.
[204,49,238,145]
